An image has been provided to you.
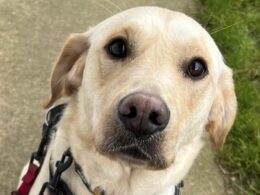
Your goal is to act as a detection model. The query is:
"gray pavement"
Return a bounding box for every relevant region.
[0,0,226,194]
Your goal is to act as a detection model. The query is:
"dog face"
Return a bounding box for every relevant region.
[45,7,237,170]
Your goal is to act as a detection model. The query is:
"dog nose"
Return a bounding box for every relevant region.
[118,92,170,137]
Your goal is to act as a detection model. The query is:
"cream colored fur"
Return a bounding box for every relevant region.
[18,7,237,195]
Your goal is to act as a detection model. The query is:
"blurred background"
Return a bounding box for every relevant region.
[0,0,259,194]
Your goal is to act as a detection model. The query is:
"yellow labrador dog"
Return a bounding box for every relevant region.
[19,6,237,195]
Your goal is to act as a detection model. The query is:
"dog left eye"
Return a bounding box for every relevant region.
[106,38,128,59]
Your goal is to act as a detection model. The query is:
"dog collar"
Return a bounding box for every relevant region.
[13,104,184,195]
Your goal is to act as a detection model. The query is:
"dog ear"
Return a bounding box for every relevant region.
[206,66,237,148]
[44,32,91,108]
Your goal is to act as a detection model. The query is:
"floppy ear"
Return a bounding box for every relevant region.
[206,66,237,148]
[44,32,90,108]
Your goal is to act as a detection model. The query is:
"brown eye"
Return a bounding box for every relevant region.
[107,38,127,59]
[186,59,207,79]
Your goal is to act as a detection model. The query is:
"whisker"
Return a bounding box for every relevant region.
[94,2,114,15]
[203,12,213,28]
[118,0,127,9]
[210,22,240,35]
[104,0,122,11]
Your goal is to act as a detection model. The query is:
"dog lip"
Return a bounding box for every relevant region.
[119,147,150,161]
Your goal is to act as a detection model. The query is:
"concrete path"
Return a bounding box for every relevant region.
[0,0,226,194]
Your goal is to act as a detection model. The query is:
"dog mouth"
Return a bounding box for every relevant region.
[100,128,167,169]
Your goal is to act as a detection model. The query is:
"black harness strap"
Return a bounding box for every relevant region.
[74,162,94,194]
[32,103,67,167]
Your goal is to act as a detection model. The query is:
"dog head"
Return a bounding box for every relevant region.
[45,7,237,170]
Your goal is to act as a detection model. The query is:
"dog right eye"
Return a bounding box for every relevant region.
[106,38,128,59]
[185,58,208,80]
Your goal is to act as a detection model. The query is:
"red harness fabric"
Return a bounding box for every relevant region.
[12,162,40,195]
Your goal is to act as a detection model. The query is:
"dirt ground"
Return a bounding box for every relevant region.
[0,0,226,194]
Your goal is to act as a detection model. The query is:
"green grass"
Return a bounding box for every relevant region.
[197,0,260,194]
